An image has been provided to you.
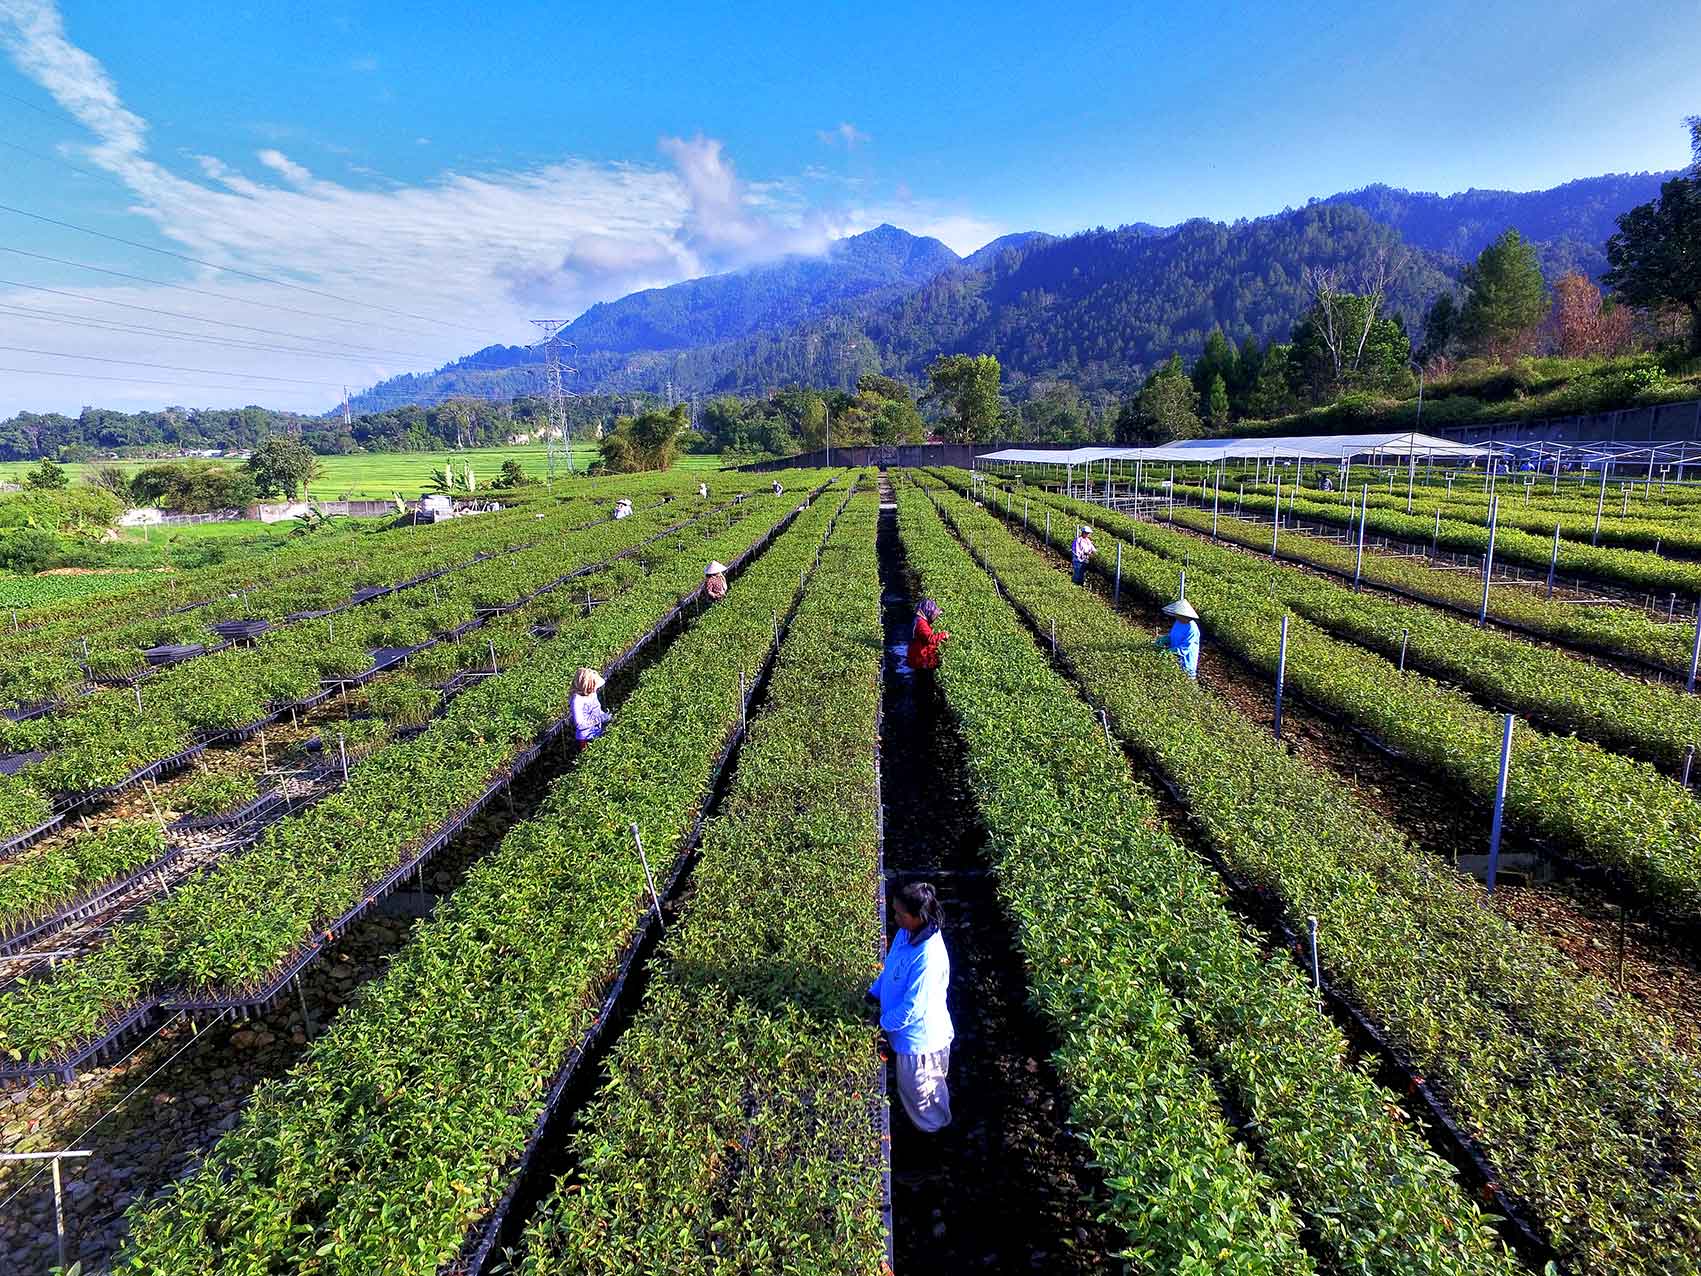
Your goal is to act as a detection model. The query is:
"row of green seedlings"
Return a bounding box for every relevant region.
[0,469,655,647]
[0,483,828,1071]
[976,473,1701,771]
[0,475,667,713]
[894,485,1518,1275]
[1154,498,1695,673]
[112,480,861,1274]
[0,479,562,660]
[0,687,452,957]
[978,476,1701,922]
[1231,473,1701,554]
[919,479,1701,1275]
[1171,477,1701,597]
[517,492,887,1275]
[1166,465,1701,524]
[0,490,729,850]
[1300,465,1701,511]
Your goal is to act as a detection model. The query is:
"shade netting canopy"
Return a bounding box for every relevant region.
[979,431,1492,466]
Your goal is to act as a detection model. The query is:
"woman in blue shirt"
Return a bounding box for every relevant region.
[869,881,954,1132]
[1155,598,1201,679]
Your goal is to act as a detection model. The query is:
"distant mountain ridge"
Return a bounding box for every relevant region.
[1323,171,1677,278]
[349,224,970,413]
[351,170,1673,412]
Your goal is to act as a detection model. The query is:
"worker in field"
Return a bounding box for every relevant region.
[1154,598,1201,679]
[907,598,949,671]
[869,880,954,1132]
[698,481,709,499]
[772,478,784,496]
[570,667,612,751]
[613,498,633,520]
[1070,524,1098,587]
[704,560,729,601]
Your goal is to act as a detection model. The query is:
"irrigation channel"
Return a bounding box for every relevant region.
[875,475,1125,1273]
[975,489,1701,1051]
[0,487,823,1271]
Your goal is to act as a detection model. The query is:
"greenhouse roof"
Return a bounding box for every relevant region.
[979,432,1491,466]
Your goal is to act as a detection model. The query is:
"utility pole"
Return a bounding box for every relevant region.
[530,320,576,478]
[342,386,352,430]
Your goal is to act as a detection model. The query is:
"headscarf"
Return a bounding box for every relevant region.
[918,598,940,623]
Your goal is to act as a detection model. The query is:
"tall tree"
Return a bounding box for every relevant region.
[1551,272,1635,358]
[925,354,1002,443]
[1604,133,1701,354]
[246,436,319,500]
[1458,229,1550,358]
[1121,355,1202,443]
[1205,373,1230,426]
[1191,329,1237,400]
[1420,292,1460,360]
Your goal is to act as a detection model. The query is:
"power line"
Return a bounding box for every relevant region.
[0,365,341,397]
[0,243,463,342]
[0,200,487,335]
[0,276,434,360]
[0,138,109,183]
[0,301,432,364]
[0,344,345,387]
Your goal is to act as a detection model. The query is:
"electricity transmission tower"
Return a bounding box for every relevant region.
[530,319,576,479]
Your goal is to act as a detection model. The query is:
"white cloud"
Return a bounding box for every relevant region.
[256,148,314,187]
[0,1,994,415]
[349,55,378,73]
[816,122,871,149]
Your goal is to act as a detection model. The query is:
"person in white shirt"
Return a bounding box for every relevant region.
[570,667,612,751]
[868,880,954,1131]
[697,481,709,499]
[1070,525,1097,586]
[613,499,633,520]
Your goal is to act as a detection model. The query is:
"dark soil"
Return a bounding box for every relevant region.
[878,489,1124,1274]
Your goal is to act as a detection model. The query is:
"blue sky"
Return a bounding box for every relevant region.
[0,0,1695,414]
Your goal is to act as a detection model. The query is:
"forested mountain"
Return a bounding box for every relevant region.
[604,204,1454,401]
[1324,172,1677,279]
[347,224,961,413]
[346,169,1662,413]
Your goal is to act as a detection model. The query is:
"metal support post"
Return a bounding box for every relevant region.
[1684,744,1695,788]
[1398,628,1409,672]
[1272,615,1291,739]
[1486,714,1515,894]
[630,822,666,932]
[1593,462,1608,545]
[1178,568,1187,600]
[1353,487,1367,589]
[1546,524,1560,599]
[1113,541,1122,606]
[0,1149,93,1273]
[1307,915,1321,1004]
[1211,475,1221,540]
[1478,495,1500,626]
[337,732,349,783]
[1688,601,1701,693]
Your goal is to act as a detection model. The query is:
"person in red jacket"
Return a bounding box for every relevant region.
[908,598,949,671]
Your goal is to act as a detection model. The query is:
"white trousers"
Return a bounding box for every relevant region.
[896,1048,953,1132]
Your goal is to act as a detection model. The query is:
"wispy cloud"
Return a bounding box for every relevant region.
[349,54,378,73]
[0,1,990,414]
[816,121,871,149]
